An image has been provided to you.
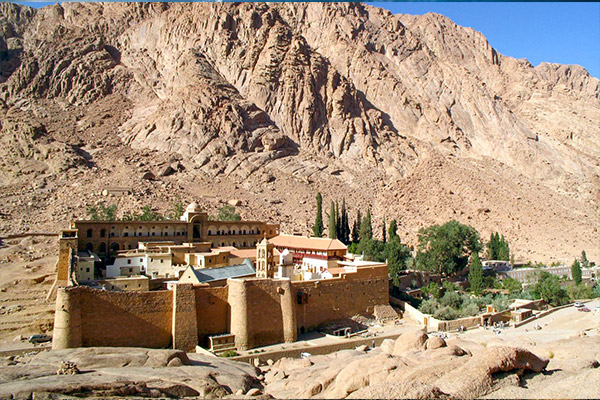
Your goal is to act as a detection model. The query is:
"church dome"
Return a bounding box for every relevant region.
[186,202,201,213]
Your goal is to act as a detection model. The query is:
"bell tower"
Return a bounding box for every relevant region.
[256,236,275,278]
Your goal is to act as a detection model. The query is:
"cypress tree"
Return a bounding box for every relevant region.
[328,201,337,239]
[382,217,387,243]
[468,252,483,295]
[571,259,582,285]
[498,235,510,261]
[581,250,589,268]
[335,200,341,240]
[352,210,361,243]
[341,199,349,244]
[312,192,324,237]
[388,219,399,241]
[360,209,373,241]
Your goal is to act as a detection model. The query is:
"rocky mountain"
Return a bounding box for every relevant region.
[0,2,598,262]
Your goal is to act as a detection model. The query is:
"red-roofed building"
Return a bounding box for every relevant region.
[269,234,348,276]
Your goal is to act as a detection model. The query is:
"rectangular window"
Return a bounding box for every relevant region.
[127,260,131,264]
[86,268,90,273]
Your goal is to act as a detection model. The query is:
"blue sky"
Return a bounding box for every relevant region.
[14,1,600,78]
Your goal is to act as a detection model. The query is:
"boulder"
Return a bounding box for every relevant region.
[159,165,174,176]
[141,171,155,180]
[426,336,447,350]
[246,388,262,396]
[380,339,395,355]
[393,330,429,355]
[435,346,549,398]
[228,199,242,207]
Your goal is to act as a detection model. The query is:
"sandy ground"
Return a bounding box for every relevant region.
[0,236,57,352]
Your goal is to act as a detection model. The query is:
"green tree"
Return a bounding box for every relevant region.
[501,277,522,294]
[421,282,441,299]
[86,203,117,220]
[168,199,185,220]
[388,219,399,241]
[415,220,482,276]
[313,193,324,237]
[359,209,373,242]
[351,210,361,243]
[382,217,387,244]
[531,271,569,306]
[328,201,337,239]
[468,252,484,295]
[497,235,510,261]
[581,250,589,268]
[217,205,241,221]
[340,199,350,244]
[486,232,498,259]
[359,238,386,262]
[385,237,412,287]
[139,205,164,221]
[571,259,582,285]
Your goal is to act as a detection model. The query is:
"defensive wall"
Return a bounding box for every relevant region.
[53,264,389,352]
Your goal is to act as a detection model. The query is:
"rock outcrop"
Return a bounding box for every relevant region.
[0,347,261,398]
[261,331,551,399]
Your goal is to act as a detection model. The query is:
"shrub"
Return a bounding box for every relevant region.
[460,302,480,317]
[422,282,441,299]
[217,205,241,221]
[502,277,522,294]
[442,280,458,292]
[440,290,462,309]
[419,298,440,315]
[219,350,239,357]
[434,306,460,321]
[567,283,595,300]
[492,294,509,311]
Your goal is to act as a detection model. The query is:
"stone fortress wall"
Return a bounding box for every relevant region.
[53,264,389,352]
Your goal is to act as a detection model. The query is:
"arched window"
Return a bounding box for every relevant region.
[86,243,93,252]
[111,243,120,252]
[99,242,107,254]
[86,229,93,238]
[100,229,106,238]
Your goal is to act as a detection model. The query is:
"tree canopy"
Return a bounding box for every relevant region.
[571,259,582,285]
[468,252,483,295]
[313,192,324,237]
[216,205,241,221]
[531,271,569,306]
[415,220,482,276]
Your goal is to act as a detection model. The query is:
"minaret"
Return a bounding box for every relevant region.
[256,234,275,278]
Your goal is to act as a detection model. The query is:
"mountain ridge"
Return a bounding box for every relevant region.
[0,2,598,262]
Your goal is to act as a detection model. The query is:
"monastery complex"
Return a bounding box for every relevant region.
[50,203,391,353]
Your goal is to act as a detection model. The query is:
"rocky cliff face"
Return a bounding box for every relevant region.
[0,2,598,261]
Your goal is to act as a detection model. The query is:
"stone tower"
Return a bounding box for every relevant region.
[46,229,79,302]
[256,236,275,278]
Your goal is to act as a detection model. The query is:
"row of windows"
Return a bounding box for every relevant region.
[207,229,260,236]
[86,228,187,238]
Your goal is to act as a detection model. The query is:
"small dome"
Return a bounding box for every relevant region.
[186,202,201,213]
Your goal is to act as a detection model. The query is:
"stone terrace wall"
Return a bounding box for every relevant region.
[195,285,230,347]
[293,265,389,332]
